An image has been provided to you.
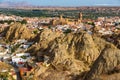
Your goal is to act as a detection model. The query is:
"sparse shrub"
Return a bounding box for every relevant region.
[63,29,72,34]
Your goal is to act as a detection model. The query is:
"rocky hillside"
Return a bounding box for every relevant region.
[27,29,116,80]
[3,24,120,80]
[84,42,120,80]
[5,23,34,41]
[28,29,120,80]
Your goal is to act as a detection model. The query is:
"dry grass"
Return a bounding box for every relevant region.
[0,62,12,71]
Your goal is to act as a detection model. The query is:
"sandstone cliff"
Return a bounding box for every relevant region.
[28,29,120,80]
[84,41,120,80]
[5,23,34,41]
[27,30,106,80]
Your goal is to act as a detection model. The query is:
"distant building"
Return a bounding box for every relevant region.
[77,12,83,23]
[50,12,83,26]
[60,14,63,21]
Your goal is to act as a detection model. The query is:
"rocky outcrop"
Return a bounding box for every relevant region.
[29,30,100,64]
[47,32,99,68]
[14,28,119,80]
[84,43,120,80]
[27,29,62,54]
[27,30,105,80]
[5,23,34,41]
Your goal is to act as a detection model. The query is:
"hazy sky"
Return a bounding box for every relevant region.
[0,0,120,6]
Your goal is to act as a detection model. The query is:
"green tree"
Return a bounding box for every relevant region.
[33,30,38,34]
[21,19,27,24]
